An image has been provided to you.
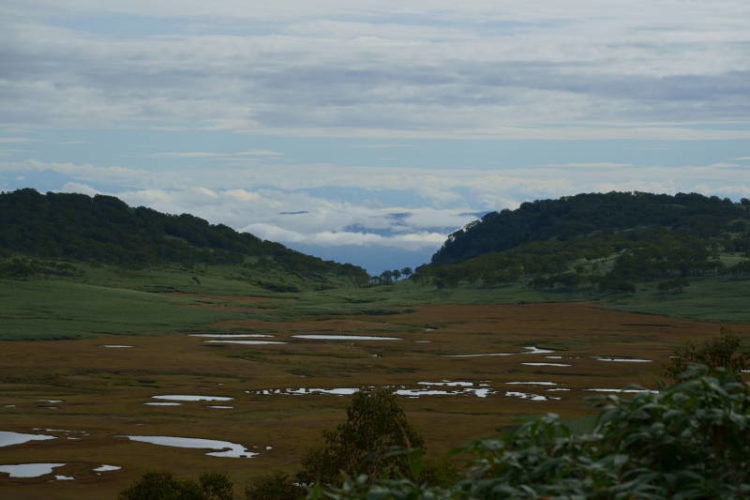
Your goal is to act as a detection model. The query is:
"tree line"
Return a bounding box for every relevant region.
[0,189,369,283]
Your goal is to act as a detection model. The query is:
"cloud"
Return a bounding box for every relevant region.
[1,2,748,139]
[150,150,281,159]
[61,181,99,196]
[242,222,447,250]
[0,137,32,143]
[544,162,631,169]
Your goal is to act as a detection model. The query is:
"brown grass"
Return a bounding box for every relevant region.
[0,300,747,498]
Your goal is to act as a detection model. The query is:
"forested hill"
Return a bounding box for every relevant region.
[417,192,750,290]
[0,188,368,282]
[433,192,749,265]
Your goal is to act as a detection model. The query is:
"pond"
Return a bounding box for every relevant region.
[586,388,658,394]
[204,340,287,345]
[292,334,401,341]
[0,463,65,478]
[189,334,274,338]
[93,465,122,473]
[152,395,233,402]
[522,362,572,367]
[447,346,556,357]
[505,391,559,401]
[594,357,653,363]
[119,435,258,458]
[249,387,360,396]
[0,430,56,448]
[249,381,495,398]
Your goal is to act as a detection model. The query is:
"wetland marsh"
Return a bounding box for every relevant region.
[1,293,747,499]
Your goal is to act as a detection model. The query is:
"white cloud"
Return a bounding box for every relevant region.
[1,1,748,139]
[61,181,100,196]
[150,150,281,159]
[0,137,33,144]
[242,222,447,250]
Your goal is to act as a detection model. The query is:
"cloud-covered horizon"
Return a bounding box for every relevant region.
[1,1,748,271]
[2,1,749,139]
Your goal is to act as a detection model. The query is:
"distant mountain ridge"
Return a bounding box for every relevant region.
[0,188,368,283]
[432,192,749,265]
[419,192,750,290]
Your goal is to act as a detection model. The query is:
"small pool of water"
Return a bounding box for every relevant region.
[505,391,560,401]
[250,382,493,398]
[446,352,513,358]
[395,387,492,398]
[594,357,652,363]
[207,405,234,409]
[506,381,558,386]
[586,388,658,394]
[446,346,555,358]
[418,380,475,387]
[189,334,274,338]
[94,464,121,473]
[144,402,183,406]
[522,346,555,355]
[205,340,287,345]
[55,474,75,480]
[100,345,134,348]
[249,387,360,396]
[292,334,401,341]
[120,435,258,458]
[0,431,56,448]
[522,362,572,367]
[0,463,65,478]
[153,395,233,402]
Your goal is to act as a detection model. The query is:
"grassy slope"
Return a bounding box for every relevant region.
[0,279,232,340]
[604,278,750,322]
[2,260,748,341]
[268,277,750,324]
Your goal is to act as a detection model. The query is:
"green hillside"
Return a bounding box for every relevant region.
[0,188,368,287]
[417,192,750,294]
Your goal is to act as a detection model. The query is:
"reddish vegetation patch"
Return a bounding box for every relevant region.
[0,300,747,499]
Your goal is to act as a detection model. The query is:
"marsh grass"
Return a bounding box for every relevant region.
[0,279,230,340]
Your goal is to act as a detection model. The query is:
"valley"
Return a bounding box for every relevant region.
[0,292,746,498]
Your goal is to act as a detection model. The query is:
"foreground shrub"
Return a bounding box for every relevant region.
[664,328,749,381]
[314,365,750,499]
[298,388,425,485]
[119,471,233,500]
[245,472,306,500]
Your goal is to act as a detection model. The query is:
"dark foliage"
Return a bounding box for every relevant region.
[297,388,424,485]
[315,364,750,499]
[432,191,745,266]
[416,192,748,288]
[118,471,233,500]
[0,188,368,282]
[664,328,750,381]
[245,472,306,500]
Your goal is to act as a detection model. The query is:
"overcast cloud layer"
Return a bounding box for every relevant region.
[1,1,748,272]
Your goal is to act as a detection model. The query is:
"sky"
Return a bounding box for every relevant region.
[1,1,749,273]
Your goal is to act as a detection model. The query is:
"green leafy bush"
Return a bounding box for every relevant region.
[119,471,233,500]
[314,366,750,499]
[298,388,424,485]
[664,328,749,381]
[245,472,306,500]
